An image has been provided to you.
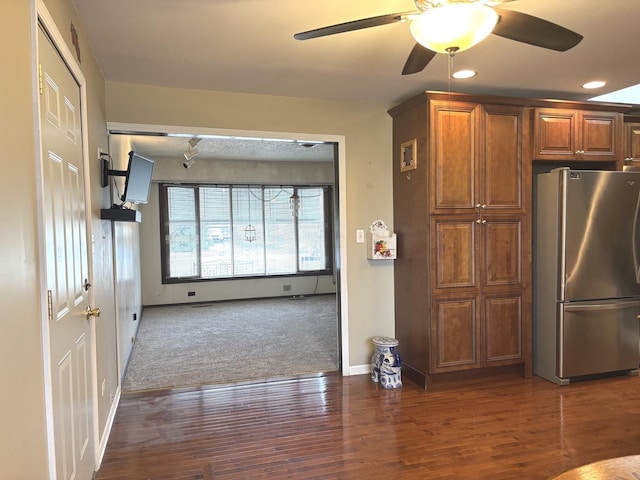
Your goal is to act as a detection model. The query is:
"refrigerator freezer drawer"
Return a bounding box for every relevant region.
[559,301,640,378]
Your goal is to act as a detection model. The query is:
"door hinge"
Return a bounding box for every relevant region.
[38,63,43,95]
[47,290,53,322]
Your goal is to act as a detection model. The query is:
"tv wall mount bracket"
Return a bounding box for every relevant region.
[100,157,126,188]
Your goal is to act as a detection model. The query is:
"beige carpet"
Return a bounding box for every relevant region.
[122,294,338,392]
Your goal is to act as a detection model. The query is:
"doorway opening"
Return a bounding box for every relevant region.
[106,124,349,390]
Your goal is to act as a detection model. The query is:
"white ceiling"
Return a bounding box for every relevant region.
[72,0,640,161]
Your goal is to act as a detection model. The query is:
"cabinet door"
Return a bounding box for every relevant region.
[430,293,480,372]
[432,216,477,291]
[580,110,620,161]
[481,218,523,288]
[483,292,523,365]
[430,100,479,213]
[534,108,621,161]
[533,108,578,160]
[481,105,527,213]
[625,122,640,160]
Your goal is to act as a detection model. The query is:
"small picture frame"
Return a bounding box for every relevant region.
[400,139,417,172]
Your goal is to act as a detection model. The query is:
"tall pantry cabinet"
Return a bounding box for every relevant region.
[389,92,532,389]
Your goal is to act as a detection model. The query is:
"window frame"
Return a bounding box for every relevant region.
[159,183,334,284]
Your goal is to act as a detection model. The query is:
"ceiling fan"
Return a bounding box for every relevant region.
[294,0,583,75]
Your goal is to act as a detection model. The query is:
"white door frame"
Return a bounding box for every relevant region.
[108,122,350,375]
[34,1,98,477]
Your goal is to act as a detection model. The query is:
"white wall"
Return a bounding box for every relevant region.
[105,82,397,370]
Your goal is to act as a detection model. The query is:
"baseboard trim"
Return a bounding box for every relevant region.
[96,386,121,469]
[348,364,370,376]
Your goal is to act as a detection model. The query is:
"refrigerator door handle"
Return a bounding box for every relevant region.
[564,300,640,312]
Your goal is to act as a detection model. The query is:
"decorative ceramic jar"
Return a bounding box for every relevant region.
[371,336,402,389]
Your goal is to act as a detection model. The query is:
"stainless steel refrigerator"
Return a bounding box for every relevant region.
[534,168,640,385]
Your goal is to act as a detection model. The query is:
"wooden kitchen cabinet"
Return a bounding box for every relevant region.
[624,122,640,162]
[389,92,531,388]
[533,107,622,162]
[430,214,525,373]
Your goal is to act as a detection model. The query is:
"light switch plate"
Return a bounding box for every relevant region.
[356,229,364,243]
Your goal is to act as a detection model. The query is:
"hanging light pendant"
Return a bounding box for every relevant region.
[289,191,300,217]
[244,224,256,242]
[244,187,257,242]
[410,3,498,54]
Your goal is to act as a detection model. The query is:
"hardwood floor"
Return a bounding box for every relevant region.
[96,372,640,479]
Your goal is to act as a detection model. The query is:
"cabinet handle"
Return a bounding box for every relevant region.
[475,203,481,209]
[481,219,487,224]
[481,204,487,209]
[476,219,482,224]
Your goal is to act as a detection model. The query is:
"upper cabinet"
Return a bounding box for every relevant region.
[624,122,640,162]
[533,108,623,164]
[429,101,526,216]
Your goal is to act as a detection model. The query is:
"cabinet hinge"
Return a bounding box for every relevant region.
[47,290,53,322]
[38,63,43,95]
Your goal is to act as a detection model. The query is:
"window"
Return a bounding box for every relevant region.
[159,184,333,282]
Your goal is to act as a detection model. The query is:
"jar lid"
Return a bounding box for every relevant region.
[372,336,399,347]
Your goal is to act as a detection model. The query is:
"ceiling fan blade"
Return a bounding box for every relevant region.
[402,43,438,75]
[492,9,583,51]
[294,12,414,40]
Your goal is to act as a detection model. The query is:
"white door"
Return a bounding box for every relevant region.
[38,24,95,480]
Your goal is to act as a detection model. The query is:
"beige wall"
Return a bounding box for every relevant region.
[0,0,118,477]
[137,155,337,305]
[0,1,49,477]
[105,82,397,370]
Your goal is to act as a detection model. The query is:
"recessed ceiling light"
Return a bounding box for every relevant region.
[582,81,606,89]
[452,69,477,79]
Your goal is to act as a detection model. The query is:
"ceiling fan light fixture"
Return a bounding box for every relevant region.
[410,3,499,53]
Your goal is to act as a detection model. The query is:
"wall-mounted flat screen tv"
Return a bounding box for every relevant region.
[121,151,155,204]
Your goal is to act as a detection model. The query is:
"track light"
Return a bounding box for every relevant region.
[183,158,196,169]
[182,137,201,167]
[183,147,199,161]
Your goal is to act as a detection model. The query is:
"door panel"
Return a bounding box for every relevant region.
[581,112,618,157]
[483,219,522,286]
[534,109,576,159]
[484,294,522,363]
[560,300,640,378]
[433,217,476,289]
[482,105,526,212]
[563,170,640,301]
[431,295,479,372]
[430,101,478,212]
[39,24,94,480]
[627,123,640,160]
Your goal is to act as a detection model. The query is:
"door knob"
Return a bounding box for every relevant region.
[86,306,101,319]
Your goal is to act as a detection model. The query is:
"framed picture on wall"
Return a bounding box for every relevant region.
[400,139,417,172]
